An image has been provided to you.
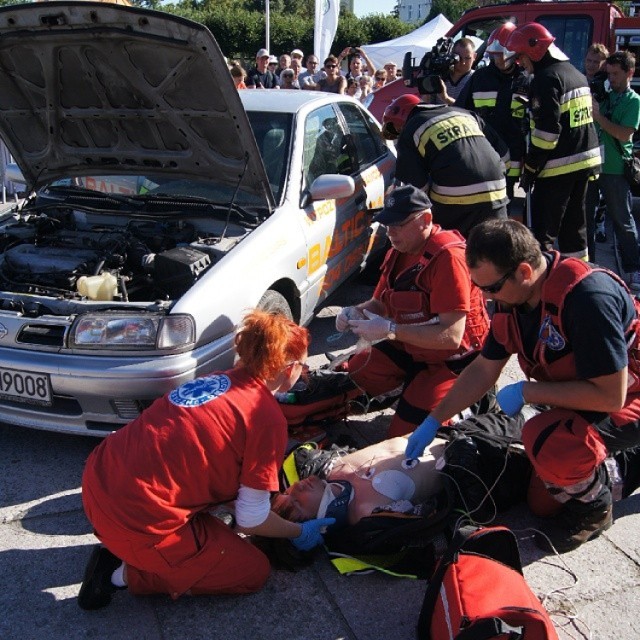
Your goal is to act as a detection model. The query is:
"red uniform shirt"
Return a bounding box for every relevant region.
[374,238,473,317]
[83,367,287,539]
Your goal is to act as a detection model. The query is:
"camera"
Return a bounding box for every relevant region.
[589,70,608,103]
[402,37,459,95]
[349,47,359,55]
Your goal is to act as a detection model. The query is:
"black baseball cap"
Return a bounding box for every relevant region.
[373,185,432,225]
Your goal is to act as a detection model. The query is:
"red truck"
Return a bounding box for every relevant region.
[368,0,640,121]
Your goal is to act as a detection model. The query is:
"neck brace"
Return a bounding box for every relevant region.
[317,480,353,533]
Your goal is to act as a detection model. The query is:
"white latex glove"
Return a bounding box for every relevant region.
[335,306,364,332]
[349,309,392,342]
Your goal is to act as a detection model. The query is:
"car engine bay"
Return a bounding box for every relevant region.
[0,207,249,303]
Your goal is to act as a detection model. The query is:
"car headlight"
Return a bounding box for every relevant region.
[71,313,195,350]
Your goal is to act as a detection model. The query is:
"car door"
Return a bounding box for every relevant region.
[335,101,396,281]
[299,103,359,313]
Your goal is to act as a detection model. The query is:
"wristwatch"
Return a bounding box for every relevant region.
[387,321,397,340]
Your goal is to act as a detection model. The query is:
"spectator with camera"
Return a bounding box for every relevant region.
[426,38,476,105]
[381,93,509,237]
[591,50,640,290]
[584,43,610,258]
[338,46,377,80]
[506,23,600,261]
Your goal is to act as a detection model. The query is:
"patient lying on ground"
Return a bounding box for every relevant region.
[272,436,448,526]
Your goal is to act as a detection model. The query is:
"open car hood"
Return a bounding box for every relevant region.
[0,2,274,209]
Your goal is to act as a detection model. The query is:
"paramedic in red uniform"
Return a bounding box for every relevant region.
[381,94,509,237]
[336,184,489,438]
[405,219,640,553]
[78,310,334,610]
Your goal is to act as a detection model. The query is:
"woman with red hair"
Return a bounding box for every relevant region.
[78,310,333,610]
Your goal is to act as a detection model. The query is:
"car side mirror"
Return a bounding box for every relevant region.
[309,175,355,200]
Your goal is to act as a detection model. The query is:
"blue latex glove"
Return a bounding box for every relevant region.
[290,517,336,551]
[405,415,441,459]
[497,381,526,416]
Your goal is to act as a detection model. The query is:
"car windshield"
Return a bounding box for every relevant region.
[245,110,293,203]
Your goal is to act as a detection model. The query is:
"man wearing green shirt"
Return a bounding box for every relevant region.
[592,50,640,289]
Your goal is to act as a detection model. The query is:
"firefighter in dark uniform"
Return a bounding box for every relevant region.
[506,22,601,259]
[456,22,530,213]
[381,94,509,238]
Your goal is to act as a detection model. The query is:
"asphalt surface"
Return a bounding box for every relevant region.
[1,211,640,639]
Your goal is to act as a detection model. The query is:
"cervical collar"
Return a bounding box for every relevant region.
[317,480,353,533]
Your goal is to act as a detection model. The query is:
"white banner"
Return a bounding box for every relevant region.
[314,0,340,64]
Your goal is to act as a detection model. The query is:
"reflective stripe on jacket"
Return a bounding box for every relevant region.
[526,59,601,179]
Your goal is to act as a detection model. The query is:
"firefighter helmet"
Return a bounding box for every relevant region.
[381,94,421,140]
[505,22,555,62]
[486,22,517,56]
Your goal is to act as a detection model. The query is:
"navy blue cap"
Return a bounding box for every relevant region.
[374,185,432,225]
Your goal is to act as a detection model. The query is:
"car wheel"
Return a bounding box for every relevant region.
[258,289,293,320]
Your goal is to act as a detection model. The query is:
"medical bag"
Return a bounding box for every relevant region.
[417,525,559,640]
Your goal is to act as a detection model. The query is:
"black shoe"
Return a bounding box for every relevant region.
[534,503,612,554]
[78,545,123,610]
[595,229,607,243]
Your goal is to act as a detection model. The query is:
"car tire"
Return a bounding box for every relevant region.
[258,289,293,320]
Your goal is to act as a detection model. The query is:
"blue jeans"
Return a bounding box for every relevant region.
[599,173,640,272]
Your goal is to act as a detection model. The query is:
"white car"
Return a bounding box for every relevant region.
[0,2,396,435]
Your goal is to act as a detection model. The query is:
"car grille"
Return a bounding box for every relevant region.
[17,324,67,347]
[0,394,81,415]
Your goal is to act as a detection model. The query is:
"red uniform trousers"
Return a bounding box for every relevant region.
[349,339,458,437]
[83,485,270,599]
[521,392,640,487]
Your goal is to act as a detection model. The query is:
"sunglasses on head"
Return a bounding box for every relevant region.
[474,268,515,294]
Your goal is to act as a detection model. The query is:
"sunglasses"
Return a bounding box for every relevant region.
[325,64,337,69]
[474,268,515,294]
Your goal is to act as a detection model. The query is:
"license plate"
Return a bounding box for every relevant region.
[0,367,52,405]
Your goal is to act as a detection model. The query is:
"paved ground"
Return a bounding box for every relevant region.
[1,211,639,639]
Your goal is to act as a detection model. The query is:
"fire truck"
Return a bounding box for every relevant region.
[367,0,640,121]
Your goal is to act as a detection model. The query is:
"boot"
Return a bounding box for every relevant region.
[534,483,612,554]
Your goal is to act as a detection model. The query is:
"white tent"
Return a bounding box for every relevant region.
[361,14,453,70]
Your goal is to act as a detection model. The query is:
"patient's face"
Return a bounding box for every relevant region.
[272,475,325,522]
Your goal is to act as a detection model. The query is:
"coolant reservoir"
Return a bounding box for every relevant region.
[77,272,118,301]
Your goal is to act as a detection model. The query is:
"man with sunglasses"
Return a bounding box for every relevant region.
[406,218,640,554]
[335,184,490,438]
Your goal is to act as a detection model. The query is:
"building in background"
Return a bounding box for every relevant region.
[398,1,431,23]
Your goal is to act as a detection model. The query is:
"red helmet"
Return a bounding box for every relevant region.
[382,94,421,140]
[505,22,555,62]
[486,22,517,56]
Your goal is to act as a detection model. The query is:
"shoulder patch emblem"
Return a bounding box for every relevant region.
[169,374,231,408]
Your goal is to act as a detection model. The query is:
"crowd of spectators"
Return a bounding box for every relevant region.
[227,45,400,102]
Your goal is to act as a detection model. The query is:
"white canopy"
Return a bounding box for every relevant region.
[361,14,454,70]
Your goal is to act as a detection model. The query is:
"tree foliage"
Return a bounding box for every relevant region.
[162,1,412,61]
[0,0,412,61]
